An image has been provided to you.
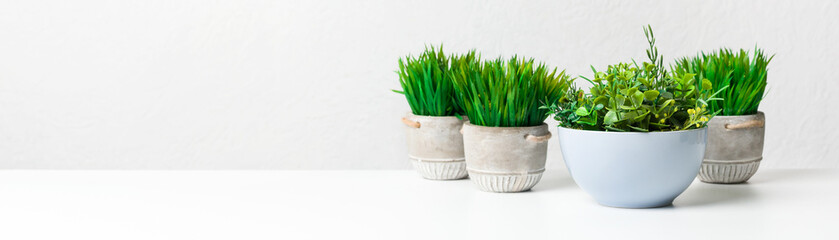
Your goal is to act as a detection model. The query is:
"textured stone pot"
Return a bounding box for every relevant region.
[402,113,468,180]
[558,127,707,208]
[698,112,765,184]
[462,122,551,193]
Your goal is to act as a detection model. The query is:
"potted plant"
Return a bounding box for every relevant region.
[451,56,572,192]
[674,48,772,183]
[394,46,477,180]
[546,26,726,208]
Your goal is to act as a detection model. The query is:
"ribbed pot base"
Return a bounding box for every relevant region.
[698,160,761,184]
[467,170,543,193]
[410,158,467,180]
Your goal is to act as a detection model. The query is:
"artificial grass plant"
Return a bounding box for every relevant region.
[673,48,772,116]
[394,45,477,116]
[451,56,573,127]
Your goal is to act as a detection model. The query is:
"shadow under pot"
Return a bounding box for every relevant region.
[558,127,707,208]
[402,113,469,180]
[461,122,552,193]
[699,112,765,184]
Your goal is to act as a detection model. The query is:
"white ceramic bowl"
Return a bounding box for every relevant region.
[558,127,707,208]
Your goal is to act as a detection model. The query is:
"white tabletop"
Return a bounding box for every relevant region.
[1,169,836,240]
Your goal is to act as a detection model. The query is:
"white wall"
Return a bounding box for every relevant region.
[1,0,837,169]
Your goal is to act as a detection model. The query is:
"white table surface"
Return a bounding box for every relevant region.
[1,169,836,240]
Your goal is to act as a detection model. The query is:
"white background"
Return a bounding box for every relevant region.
[1,0,837,169]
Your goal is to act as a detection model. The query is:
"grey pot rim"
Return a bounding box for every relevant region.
[709,111,764,119]
[463,121,547,130]
[406,112,467,120]
[557,126,707,135]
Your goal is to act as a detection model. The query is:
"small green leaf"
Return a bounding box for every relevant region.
[628,125,649,132]
[615,95,626,106]
[643,90,659,101]
[632,91,644,107]
[638,77,650,87]
[604,110,619,125]
[594,96,608,106]
[627,87,638,96]
[634,110,650,121]
[702,78,712,90]
[575,107,590,116]
[604,125,627,132]
[683,73,696,81]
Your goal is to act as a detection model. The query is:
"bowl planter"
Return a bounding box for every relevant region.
[698,112,765,183]
[558,127,707,208]
[402,113,469,180]
[546,26,721,208]
[462,122,551,192]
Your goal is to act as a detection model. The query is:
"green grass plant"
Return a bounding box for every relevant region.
[395,45,476,116]
[451,56,573,127]
[673,48,772,116]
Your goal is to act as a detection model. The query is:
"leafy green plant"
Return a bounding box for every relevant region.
[673,48,772,116]
[394,45,477,116]
[544,25,726,132]
[451,56,573,127]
